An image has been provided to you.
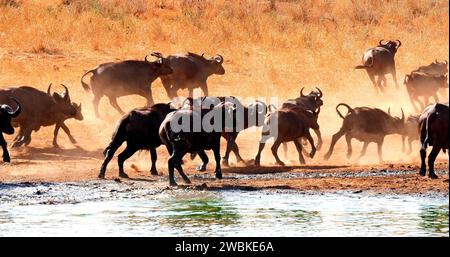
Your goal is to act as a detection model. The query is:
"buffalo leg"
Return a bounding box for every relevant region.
[188,88,194,99]
[13,127,32,148]
[345,134,353,159]
[213,146,222,179]
[376,140,384,163]
[60,122,77,144]
[98,141,122,178]
[357,142,370,161]
[304,132,316,158]
[282,142,288,160]
[139,88,154,107]
[168,149,190,186]
[108,97,125,115]
[293,140,305,165]
[53,123,61,147]
[427,146,441,179]
[401,135,406,153]
[222,133,234,167]
[324,128,346,160]
[254,142,266,167]
[149,148,158,175]
[200,82,209,97]
[0,134,10,163]
[407,137,414,155]
[230,140,245,163]
[313,128,323,151]
[271,140,285,166]
[161,76,175,99]
[92,94,102,118]
[117,146,138,178]
[419,147,427,176]
[366,71,378,93]
[196,150,209,171]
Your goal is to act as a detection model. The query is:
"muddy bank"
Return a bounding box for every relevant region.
[1,162,448,205]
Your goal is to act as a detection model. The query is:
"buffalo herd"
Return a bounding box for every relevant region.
[0,40,448,185]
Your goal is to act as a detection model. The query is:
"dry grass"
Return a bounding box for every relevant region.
[0,0,448,165]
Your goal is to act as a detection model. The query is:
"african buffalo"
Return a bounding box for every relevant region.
[0,84,82,148]
[324,104,405,163]
[153,52,225,98]
[355,39,402,92]
[404,72,448,112]
[401,114,420,154]
[280,87,324,158]
[419,103,449,179]
[159,100,236,186]
[413,59,448,76]
[0,98,21,163]
[254,105,320,167]
[80,54,172,117]
[99,103,174,179]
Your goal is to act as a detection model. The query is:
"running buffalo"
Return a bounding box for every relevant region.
[80,54,172,117]
[355,39,402,92]
[0,84,82,148]
[324,104,405,163]
[153,52,225,98]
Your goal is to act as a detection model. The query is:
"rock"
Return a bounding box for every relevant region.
[114,178,121,183]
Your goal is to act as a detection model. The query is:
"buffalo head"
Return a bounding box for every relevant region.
[0,98,21,135]
[387,107,405,132]
[202,53,225,75]
[299,86,324,108]
[47,84,82,118]
[378,39,402,54]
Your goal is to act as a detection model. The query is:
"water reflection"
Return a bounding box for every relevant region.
[161,197,241,229]
[419,205,449,235]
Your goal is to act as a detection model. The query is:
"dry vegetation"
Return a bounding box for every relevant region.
[0,0,448,178]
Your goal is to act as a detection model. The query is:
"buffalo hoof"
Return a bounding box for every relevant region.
[429,173,439,179]
[183,179,192,184]
[150,170,158,176]
[196,165,207,172]
[323,153,331,161]
[3,156,10,163]
[170,181,178,187]
[277,161,286,167]
[119,172,129,178]
[309,151,316,158]
[221,158,230,167]
[215,171,223,179]
[419,169,426,176]
[70,138,77,144]
[98,173,105,179]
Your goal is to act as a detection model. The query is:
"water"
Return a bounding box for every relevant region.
[0,185,448,236]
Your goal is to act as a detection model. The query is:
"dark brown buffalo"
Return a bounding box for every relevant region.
[324,104,405,163]
[80,55,172,117]
[419,103,449,179]
[404,72,448,112]
[280,87,324,158]
[254,105,320,167]
[154,52,225,98]
[0,84,82,148]
[401,114,420,155]
[159,101,236,186]
[98,103,174,179]
[355,39,402,93]
[0,98,21,163]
